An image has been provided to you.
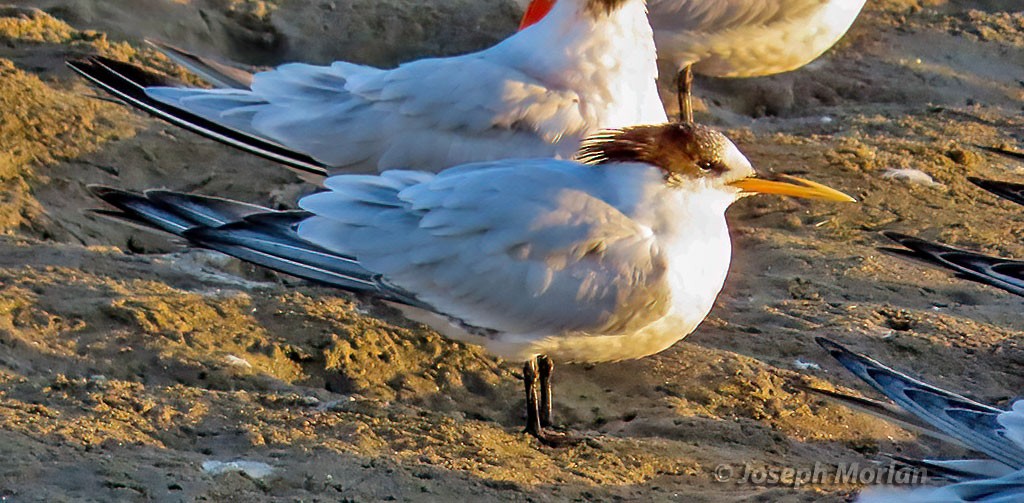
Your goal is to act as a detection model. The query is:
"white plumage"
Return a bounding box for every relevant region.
[90,122,853,442]
[139,0,666,174]
[648,0,868,77]
[296,158,735,363]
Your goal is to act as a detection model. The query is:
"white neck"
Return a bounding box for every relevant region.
[658,186,735,320]
[495,0,667,127]
[608,165,736,325]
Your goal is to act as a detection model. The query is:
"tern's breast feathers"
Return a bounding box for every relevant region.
[296,160,674,337]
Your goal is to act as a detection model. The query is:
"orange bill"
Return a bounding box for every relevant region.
[729,174,856,202]
[518,0,556,30]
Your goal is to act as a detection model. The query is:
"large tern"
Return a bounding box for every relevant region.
[89,123,854,444]
[68,0,667,179]
[521,0,868,121]
[814,338,1024,502]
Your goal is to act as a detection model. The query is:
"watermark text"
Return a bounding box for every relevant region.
[713,461,928,488]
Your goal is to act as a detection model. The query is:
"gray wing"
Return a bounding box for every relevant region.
[144,54,589,173]
[817,338,1024,470]
[296,159,670,336]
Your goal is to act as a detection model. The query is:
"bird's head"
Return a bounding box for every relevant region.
[575,123,856,203]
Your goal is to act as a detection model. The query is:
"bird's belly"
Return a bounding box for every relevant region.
[490,248,731,364]
[510,314,707,364]
[660,0,866,78]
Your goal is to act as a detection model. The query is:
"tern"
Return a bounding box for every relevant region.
[520,0,868,121]
[813,338,1024,502]
[67,0,667,179]
[881,178,1024,298]
[89,122,853,444]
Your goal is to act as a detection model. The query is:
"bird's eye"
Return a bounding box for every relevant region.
[697,160,723,173]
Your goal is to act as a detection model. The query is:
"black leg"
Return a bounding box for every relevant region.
[523,359,542,438]
[676,64,694,124]
[522,357,577,447]
[538,355,554,427]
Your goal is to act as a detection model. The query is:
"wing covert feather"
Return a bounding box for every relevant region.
[149,55,590,173]
[297,161,670,335]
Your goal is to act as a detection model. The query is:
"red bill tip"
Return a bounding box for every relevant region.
[518,0,556,31]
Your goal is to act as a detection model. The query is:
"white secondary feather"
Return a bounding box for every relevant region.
[295,158,737,363]
[648,0,867,77]
[145,0,666,174]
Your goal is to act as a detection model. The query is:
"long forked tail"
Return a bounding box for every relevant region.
[879,231,1024,297]
[90,186,423,307]
[815,337,1024,470]
[67,57,330,178]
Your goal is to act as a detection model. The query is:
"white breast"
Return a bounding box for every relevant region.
[501,183,736,364]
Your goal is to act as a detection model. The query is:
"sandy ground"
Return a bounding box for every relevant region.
[0,0,1022,501]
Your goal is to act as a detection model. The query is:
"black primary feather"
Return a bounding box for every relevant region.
[89,185,425,308]
[67,57,329,177]
[968,177,1024,208]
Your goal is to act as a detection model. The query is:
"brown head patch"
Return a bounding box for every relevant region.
[575,123,734,182]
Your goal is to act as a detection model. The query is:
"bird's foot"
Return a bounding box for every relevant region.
[526,426,583,448]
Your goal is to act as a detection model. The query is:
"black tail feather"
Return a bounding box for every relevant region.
[89,185,424,307]
[67,57,329,177]
[974,144,1024,162]
[880,231,1024,297]
[968,177,1024,208]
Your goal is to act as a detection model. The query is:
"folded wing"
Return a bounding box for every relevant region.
[73,51,591,175]
[297,160,671,336]
[92,160,670,338]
